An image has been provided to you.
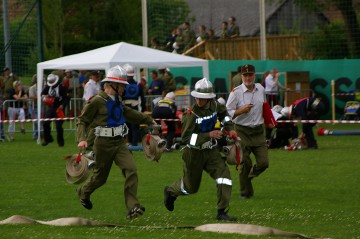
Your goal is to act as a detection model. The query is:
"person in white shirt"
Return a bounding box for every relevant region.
[226,64,269,200]
[83,71,101,102]
[264,68,286,107]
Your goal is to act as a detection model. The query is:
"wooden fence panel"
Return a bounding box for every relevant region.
[186,35,304,60]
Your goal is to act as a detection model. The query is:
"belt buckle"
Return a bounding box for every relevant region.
[115,126,123,137]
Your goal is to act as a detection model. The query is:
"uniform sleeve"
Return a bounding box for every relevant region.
[226,91,238,119]
[217,102,234,131]
[76,99,99,142]
[123,104,153,125]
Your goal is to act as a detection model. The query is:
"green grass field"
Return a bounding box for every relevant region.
[0,123,360,239]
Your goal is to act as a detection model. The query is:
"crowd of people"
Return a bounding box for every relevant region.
[0,66,176,144]
[152,16,241,54]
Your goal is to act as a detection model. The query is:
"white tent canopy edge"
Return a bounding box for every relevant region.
[36,42,209,143]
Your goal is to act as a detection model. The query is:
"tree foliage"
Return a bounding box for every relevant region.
[147,0,192,46]
[294,0,360,58]
[42,0,143,59]
[41,0,191,59]
[303,21,349,59]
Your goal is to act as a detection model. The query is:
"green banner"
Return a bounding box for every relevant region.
[169,59,360,119]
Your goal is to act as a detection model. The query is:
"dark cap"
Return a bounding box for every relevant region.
[3,67,10,72]
[241,64,255,74]
[90,71,99,77]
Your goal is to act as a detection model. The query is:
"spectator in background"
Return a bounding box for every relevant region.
[122,64,146,146]
[260,71,270,87]
[164,28,177,52]
[83,71,101,102]
[78,70,89,98]
[67,70,80,99]
[62,69,71,90]
[173,27,184,53]
[152,92,177,151]
[197,24,209,42]
[7,80,27,141]
[1,67,19,100]
[207,29,219,40]
[228,16,240,38]
[220,21,230,39]
[182,22,196,53]
[231,65,242,89]
[158,68,176,94]
[0,113,4,141]
[41,74,68,147]
[0,70,5,141]
[264,68,286,107]
[28,74,43,140]
[151,37,161,50]
[139,68,149,97]
[148,70,165,96]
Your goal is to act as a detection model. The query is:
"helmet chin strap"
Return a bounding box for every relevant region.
[110,84,121,105]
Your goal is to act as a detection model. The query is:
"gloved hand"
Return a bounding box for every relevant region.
[209,130,223,139]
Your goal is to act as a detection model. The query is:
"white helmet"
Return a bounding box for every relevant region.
[272,105,283,114]
[280,106,292,119]
[122,63,135,76]
[164,92,175,101]
[191,78,216,99]
[101,65,128,85]
[47,74,60,87]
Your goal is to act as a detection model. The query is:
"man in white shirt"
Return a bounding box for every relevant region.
[226,64,269,199]
[83,71,101,102]
[264,68,286,107]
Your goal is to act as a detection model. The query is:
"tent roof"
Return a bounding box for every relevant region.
[37,42,208,71]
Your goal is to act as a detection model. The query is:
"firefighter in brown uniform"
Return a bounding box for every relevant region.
[76,65,155,220]
[164,78,238,221]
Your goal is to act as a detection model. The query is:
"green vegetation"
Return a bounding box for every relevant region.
[0,123,359,238]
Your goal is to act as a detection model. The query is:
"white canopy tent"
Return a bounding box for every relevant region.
[36,42,209,142]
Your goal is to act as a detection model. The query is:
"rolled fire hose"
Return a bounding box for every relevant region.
[222,136,242,170]
[0,215,332,238]
[64,152,95,184]
[142,125,166,162]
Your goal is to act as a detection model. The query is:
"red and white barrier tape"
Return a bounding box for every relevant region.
[153,118,181,122]
[1,118,358,124]
[0,117,180,123]
[0,117,76,123]
[277,119,360,124]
